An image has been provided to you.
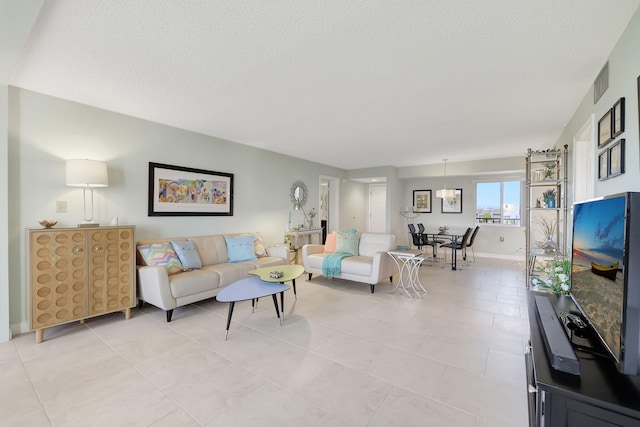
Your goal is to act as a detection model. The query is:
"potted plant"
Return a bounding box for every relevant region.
[308,208,317,228]
[535,217,558,254]
[532,256,571,295]
[541,189,557,208]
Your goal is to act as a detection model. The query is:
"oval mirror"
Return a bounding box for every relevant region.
[290,180,308,207]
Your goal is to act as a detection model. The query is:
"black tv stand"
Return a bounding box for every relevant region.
[526,291,640,426]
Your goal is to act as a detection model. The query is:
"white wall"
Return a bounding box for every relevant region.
[557,8,640,200]
[403,171,526,257]
[7,87,347,330]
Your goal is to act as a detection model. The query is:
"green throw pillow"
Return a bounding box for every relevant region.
[336,231,360,256]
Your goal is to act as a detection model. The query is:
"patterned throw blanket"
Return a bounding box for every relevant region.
[322,252,352,277]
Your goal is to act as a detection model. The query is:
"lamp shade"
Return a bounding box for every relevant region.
[436,188,456,198]
[66,159,109,188]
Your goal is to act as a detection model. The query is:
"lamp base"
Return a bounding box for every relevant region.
[78,222,100,228]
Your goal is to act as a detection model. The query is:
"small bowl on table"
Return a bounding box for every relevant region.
[39,220,57,228]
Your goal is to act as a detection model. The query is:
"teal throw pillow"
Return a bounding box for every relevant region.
[225,235,258,263]
[335,231,360,256]
[171,240,202,270]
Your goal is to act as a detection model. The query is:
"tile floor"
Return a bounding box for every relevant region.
[0,257,530,426]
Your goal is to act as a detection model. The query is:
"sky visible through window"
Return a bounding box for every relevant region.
[476,181,520,223]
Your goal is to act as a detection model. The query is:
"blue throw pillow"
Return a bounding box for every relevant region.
[225,235,257,263]
[171,240,202,270]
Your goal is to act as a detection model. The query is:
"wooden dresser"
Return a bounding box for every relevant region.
[27,225,135,343]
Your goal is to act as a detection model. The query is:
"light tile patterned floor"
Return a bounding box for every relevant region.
[0,257,529,426]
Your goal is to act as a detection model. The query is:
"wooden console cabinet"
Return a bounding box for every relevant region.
[525,291,640,426]
[27,225,135,343]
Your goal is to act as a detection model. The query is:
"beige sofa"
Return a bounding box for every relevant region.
[302,232,397,293]
[136,233,288,321]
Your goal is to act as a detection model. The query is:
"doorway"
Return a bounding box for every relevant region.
[369,184,387,232]
[320,176,339,241]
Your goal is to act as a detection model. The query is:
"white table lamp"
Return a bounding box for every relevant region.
[66,159,109,226]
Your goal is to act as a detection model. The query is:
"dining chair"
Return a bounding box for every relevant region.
[440,227,473,268]
[407,224,423,249]
[416,223,440,261]
[465,226,480,262]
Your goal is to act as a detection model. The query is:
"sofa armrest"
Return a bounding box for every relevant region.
[368,251,397,283]
[266,245,289,263]
[137,265,177,310]
[302,244,324,272]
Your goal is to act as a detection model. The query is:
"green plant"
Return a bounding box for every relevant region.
[541,189,556,200]
[532,257,571,295]
[535,217,558,237]
[544,168,554,179]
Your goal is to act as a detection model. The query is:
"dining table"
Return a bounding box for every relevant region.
[421,227,470,271]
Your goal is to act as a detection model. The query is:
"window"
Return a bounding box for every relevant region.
[476,181,521,225]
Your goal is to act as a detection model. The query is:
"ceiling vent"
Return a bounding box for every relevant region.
[594,62,609,103]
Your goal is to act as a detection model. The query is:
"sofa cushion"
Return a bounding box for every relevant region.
[169,269,220,298]
[206,262,255,286]
[225,235,258,262]
[336,230,360,256]
[138,242,184,275]
[358,232,396,257]
[340,256,373,276]
[188,235,228,265]
[171,240,202,270]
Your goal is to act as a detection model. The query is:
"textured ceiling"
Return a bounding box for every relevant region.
[9,0,640,170]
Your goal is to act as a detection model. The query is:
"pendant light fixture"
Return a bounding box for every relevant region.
[436,158,455,199]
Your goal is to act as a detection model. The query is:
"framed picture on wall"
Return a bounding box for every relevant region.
[441,189,463,214]
[598,150,609,180]
[413,190,432,213]
[612,97,625,138]
[598,109,613,148]
[608,139,625,178]
[148,162,234,216]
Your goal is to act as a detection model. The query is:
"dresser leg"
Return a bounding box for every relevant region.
[124,307,131,320]
[35,329,44,343]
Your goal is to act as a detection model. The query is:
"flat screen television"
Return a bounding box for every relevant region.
[571,192,640,376]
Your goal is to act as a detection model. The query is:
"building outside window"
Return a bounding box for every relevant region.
[476,181,521,225]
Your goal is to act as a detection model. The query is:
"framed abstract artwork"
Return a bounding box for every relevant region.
[608,139,625,178]
[148,162,234,216]
[597,109,613,148]
[441,189,463,214]
[612,97,625,138]
[413,190,432,213]
[598,150,608,181]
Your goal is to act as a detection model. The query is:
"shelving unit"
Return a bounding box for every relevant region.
[525,145,568,288]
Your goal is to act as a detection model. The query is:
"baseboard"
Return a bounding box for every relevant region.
[10,321,29,337]
[475,252,525,261]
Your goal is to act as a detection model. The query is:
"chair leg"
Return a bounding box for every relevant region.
[370,284,375,293]
[166,309,173,322]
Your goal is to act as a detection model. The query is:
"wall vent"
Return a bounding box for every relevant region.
[594,62,609,103]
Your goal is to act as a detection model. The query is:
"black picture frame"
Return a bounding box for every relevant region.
[612,97,625,138]
[441,189,463,214]
[598,150,609,181]
[598,109,613,148]
[608,139,625,178]
[413,190,432,213]
[148,162,234,216]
